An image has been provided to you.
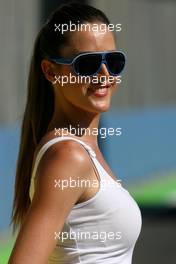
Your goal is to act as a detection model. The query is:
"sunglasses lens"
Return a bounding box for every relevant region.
[74,54,102,76]
[106,52,125,75]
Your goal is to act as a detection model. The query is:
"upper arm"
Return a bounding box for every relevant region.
[8,140,91,264]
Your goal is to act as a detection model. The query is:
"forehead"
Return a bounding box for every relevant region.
[61,23,116,57]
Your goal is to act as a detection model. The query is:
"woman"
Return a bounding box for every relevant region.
[9,2,142,263]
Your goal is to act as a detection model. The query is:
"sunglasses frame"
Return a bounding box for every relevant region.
[47,50,126,77]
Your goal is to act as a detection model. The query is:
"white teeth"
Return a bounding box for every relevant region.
[95,88,107,92]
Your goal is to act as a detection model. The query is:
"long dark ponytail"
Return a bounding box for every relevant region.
[10,2,110,234]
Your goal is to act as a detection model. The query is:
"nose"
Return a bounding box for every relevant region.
[98,63,110,76]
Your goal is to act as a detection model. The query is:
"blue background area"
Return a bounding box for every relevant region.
[1,106,176,232]
[0,124,19,231]
[102,106,176,183]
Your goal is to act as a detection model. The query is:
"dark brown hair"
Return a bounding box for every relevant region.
[10,2,110,234]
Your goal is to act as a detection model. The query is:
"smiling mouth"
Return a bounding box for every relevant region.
[88,84,111,97]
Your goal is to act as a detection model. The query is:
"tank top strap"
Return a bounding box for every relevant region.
[31,136,98,180]
[59,136,97,158]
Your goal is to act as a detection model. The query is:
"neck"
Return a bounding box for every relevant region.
[47,98,100,146]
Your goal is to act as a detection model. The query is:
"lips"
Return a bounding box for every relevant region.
[89,83,111,91]
[88,84,111,97]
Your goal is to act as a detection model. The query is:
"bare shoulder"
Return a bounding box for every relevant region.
[34,129,86,158]
[36,136,90,174]
[29,133,93,222]
[34,130,90,169]
[33,131,93,197]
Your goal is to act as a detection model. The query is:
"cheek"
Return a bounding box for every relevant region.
[58,66,91,99]
[59,78,90,103]
[112,83,118,93]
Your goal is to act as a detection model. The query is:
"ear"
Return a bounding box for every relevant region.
[41,59,56,83]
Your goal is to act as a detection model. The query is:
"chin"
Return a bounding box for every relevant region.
[89,101,111,113]
[93,96,111,111]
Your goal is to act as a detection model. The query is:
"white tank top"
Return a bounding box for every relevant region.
[29,136,142,264]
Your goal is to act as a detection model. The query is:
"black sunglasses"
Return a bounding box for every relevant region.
[47,51,126,77]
